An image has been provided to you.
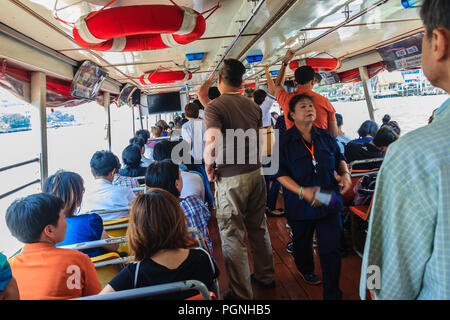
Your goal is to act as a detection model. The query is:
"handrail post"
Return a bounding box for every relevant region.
[359,66,376,121]
[31,71,48,186]
[104,91,111,151]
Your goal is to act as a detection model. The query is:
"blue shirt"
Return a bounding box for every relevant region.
[274,125,345,221]
[360,97,450,300]
[0,253,12,291]
[57,213,106,258]
[350,137,373,144]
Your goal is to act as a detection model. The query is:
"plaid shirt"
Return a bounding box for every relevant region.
[360,98,450,300]
[113,174,140,189]
[180,196,213,257]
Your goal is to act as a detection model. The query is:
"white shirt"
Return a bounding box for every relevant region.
[260,95,276,127]
[180,170,205,201]
[181,119,206,163]
[79,178,136,222]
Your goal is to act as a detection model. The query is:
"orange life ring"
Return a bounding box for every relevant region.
[73,5,206,52]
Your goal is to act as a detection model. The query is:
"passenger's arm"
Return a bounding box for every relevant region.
[101,230,120,252]
[275,49,295,87]
[276,176,319,204]
[0,277,19,300]
[197,72,216,108]
[263,65,275,96]
[204,127,221,182]
[336,160,352,195]
[100,284,116,294]
[328,120,339,138]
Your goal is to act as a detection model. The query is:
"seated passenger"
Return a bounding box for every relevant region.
[135,129,152,160]
[43,170,119,257]
[153,140,206,201]
[100,190,218,299]
[80,150,136,222]
[345,126,399,170]
[112,155,140,189]
[350,120,379,144]
[156,120,169,137]
[335,113,351,155]
[119,144,147,182]
[145,160,213,257]
[129,136,153,168]
[0,253,19,300]
[6,193,101,299]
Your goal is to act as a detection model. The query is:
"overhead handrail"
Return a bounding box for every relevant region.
[73,280,211,300]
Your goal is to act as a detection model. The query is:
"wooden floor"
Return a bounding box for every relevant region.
[207,196,363,300]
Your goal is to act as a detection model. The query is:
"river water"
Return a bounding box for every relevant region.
[0,94,448,256]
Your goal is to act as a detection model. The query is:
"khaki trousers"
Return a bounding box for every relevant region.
[215,168,275,300]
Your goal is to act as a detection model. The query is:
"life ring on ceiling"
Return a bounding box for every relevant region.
[139,70,192,85]
[73,5,206,52]
[289,58,341,72]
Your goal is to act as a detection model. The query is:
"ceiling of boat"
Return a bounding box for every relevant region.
[0,0,424,93]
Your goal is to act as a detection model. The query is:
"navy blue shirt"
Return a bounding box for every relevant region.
[57,213,106,257]
[274,125,345,221]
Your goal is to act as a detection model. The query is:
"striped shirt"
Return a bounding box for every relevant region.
[360,97,450,300]
[180,196,213,258]
[113,174,140,189]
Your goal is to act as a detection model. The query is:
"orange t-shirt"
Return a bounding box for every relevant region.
[276,87,336,130]
[9,242,101,300]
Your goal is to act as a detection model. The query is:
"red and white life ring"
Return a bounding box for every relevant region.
[289,58,340,72]
[139,70,192,85]
[73,5,206,52]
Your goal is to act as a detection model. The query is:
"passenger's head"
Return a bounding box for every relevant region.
[6,193,65,244]
[152,140,176,161]
[372,126,399,152]
[155,120,168,131]
[135,129,150,144]
[184,102,200,119]
[150,126,162,138]
[208,86,221,100]
[357,120,379,138]
[271,112,279,119]
[145,159,182,198]
[382,114,391,125]
[218,59,246,89]
[127,189,191,261]
[288,93,315,123]
[122,144,142,169]
[335,113,344,128]
[420,0,450,92]
[253,89,267,106]
[382,120,401,136]
[90,150,118,179]
[294,66,316,87]
[244,88,255,98]
[43,170,84,218]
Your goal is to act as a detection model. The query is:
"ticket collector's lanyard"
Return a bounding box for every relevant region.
[302,139,318,174]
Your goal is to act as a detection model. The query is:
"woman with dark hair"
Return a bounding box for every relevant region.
[145,160,214,258]
[274,93,351,300]
[119,144,147,179]
[43,170,119,257]
[350,120,379,144]
[100,189,218,299]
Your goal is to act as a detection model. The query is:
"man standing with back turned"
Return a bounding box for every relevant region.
[202,59,275,300]
[360,0,450,300]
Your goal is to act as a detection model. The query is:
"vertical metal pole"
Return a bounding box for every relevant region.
[359,66,375,121]
[131,105,136,135]
[104,91,111,151]
[138,104,144,130]
[30,72,48,187]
